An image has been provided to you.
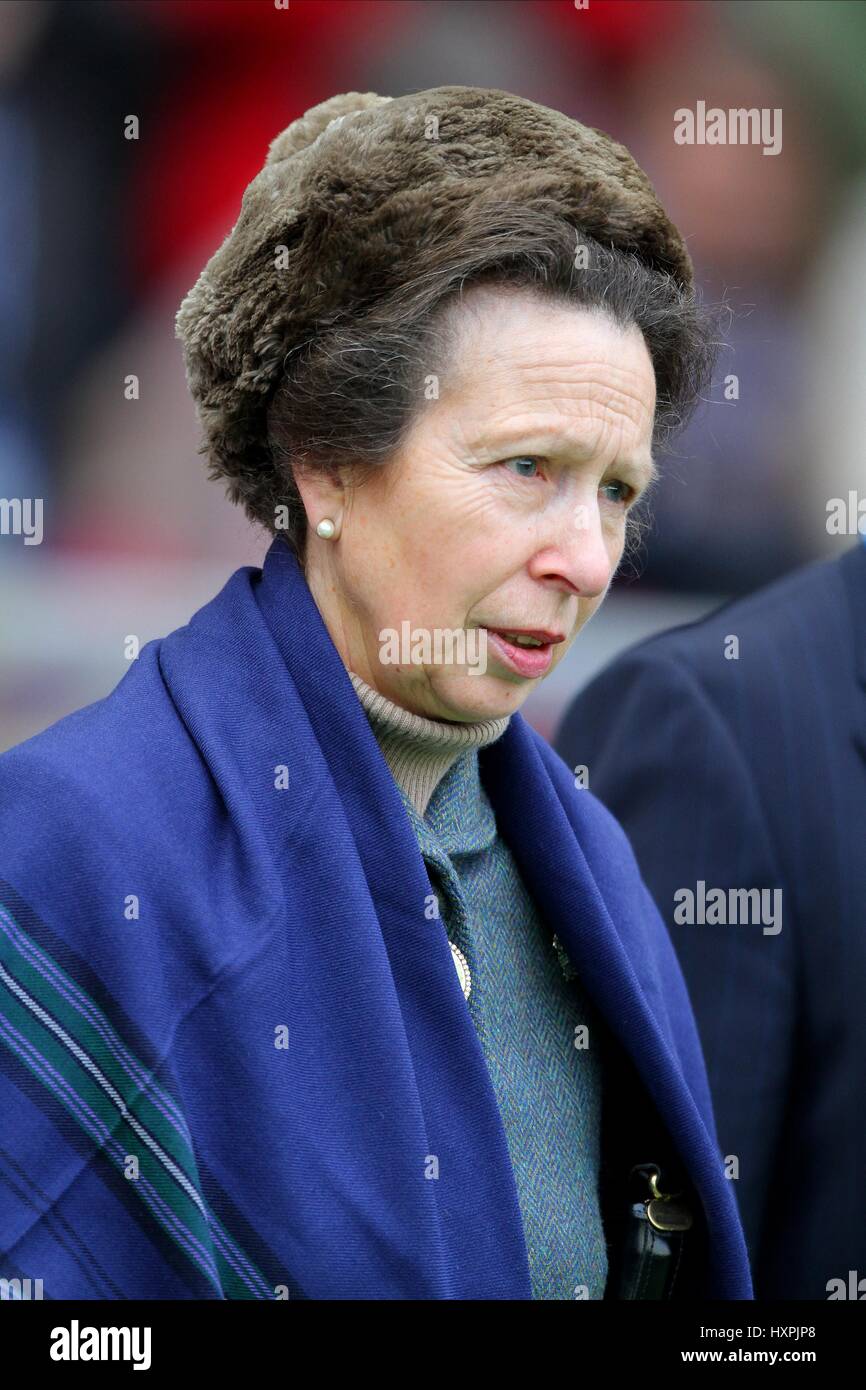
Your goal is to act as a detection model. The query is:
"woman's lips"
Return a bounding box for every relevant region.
[483,628,555,678]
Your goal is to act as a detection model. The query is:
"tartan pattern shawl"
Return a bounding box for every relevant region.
[0,538,753,1299]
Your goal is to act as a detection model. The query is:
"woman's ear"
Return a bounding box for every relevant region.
[292,462,347,535]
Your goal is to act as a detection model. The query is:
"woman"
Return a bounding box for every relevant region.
[0,86,751,1300]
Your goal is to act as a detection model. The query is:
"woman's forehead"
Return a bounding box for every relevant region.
[433,313,657,435]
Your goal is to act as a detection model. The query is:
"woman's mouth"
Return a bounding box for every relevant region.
[482,628,559,678]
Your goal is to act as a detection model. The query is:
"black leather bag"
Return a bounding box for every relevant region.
[606,1162,694,1299]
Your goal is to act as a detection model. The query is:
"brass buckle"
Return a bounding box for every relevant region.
[642,1165,694,1234]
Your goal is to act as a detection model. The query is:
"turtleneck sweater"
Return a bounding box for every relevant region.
[348,672,510,815]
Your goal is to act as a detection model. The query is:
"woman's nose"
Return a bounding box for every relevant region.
[526,501,614,599]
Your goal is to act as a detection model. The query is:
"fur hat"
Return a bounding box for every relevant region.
[175,85,693,514]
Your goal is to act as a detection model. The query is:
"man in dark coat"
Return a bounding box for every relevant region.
[554,539,866,1300]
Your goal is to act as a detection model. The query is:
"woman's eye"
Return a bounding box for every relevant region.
[502,456,541,479]
[600,480,633,505]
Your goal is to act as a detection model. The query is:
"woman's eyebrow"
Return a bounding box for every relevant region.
[478,427,658,485]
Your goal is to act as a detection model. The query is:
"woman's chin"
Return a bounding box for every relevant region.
[424,670,536,723]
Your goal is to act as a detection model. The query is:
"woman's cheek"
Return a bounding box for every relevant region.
[603,511,629,558]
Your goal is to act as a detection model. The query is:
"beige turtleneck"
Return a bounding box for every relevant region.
[348,671,510,816]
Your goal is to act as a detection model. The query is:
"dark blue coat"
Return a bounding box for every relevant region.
[0,539,751,1298]
[555,541,866,1300]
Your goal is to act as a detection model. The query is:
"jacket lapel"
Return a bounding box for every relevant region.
[481,718,751,1294]
[482,718,691,1097]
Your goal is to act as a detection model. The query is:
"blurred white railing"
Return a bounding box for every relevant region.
[0,555,723,753]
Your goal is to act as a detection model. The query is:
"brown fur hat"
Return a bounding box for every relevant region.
[175,85,693,513]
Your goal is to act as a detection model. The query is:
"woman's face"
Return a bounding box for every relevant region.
[297,287,657,722]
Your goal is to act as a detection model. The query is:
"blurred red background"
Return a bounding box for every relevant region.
[1,0,864,747]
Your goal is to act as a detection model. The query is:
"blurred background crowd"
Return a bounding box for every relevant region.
[1,0,865,750]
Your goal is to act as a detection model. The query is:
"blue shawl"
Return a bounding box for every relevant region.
[0,538,752,1299]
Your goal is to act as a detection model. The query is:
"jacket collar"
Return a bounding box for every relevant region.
[418,750,499,854]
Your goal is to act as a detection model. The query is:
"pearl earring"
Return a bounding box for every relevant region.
[316,518,336,539]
